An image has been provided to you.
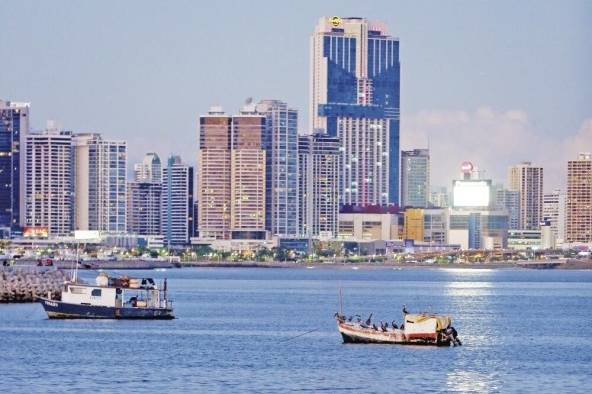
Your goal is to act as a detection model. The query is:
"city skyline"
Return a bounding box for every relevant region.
[1,1,590,190]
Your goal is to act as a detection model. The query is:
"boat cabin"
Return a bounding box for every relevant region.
[60,275,165,309]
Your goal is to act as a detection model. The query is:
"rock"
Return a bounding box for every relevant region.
[0,267,66,303]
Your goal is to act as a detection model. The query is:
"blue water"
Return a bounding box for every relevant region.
[1,267,591,393]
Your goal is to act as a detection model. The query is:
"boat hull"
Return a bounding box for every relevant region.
[338,322,450,346]
[38,298,174,320]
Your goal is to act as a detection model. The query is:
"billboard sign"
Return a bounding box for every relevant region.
[453,180,490,208]
[23,227,48,238]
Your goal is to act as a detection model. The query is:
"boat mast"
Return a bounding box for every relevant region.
[73,239,80,283]
[339,285,343,316]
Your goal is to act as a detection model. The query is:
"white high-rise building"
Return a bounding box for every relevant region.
[298,134,340,238]
[134,152,162,183]
[255,99,299,237]
[25,129,73,236]
[543,189,565,245]
[73,134,127,232]
[508,162,544,230]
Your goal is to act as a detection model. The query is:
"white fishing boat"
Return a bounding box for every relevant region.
[38,272,174,319]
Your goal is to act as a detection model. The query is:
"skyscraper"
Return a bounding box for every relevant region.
[198,107,232,239]
[0,100,29,234]
[127,182,161,236]
[566,153,592,243]
[25,129,73,236]
[495,188,520,230]
[128,153,163,236]
[198,105,266,240]
[508,162,543,230]
[73,133,127,232]
[298,134,340,238]
[256,100,299,237]
[310,16,400,206]
[400,149,430,208]
[134,152,162,183]
[231,105,266,239]
[543,189,565,244]
[162,155,194,246]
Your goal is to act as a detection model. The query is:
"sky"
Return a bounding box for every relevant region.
[1,0,591,191]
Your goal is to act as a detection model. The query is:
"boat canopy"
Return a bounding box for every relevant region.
[405,314,451,331]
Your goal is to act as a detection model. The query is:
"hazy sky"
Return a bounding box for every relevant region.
[2,0,591,191]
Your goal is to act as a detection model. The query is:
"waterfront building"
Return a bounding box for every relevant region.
[429,186,449,208]
[298,136,312,237]
[310,17,400,206]
[566,153,592,243]
[543,189,566,244]
[298,134,340,238]
[161,155,194,246]
[231,105,266,239]
[134,152,162,183]
[0,100,29,234]
[495,188,520,230]
[198,107,232,239]
[197,106,266,240]
[402,208,448,244]
[25,129,73,236]
[403,208,423,242]
[338,208,398,241]
[256,100,299,237]
[507,229,542,250]
[73,134,126,232]
[127,181,161,236]
[449,163,508,249]
[508,162,544,230]
[400,149,430,208]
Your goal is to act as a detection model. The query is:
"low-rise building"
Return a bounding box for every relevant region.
[338,212,398,241]
[507,229,542,250]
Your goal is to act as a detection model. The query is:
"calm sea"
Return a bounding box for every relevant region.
[1,267,591,393]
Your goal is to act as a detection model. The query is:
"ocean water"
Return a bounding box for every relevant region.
[1,267,591,393]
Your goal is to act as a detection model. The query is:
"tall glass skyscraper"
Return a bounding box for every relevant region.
[310,17,400,206]
[73,133,127,233]
[0,100,29,235]
[256,100,299,237]
[400,149,430,208]
[162,155,194,246]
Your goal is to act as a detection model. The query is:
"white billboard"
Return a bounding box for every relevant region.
[453,180,490,207]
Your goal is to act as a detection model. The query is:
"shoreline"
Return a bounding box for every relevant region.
[10,259,590,271]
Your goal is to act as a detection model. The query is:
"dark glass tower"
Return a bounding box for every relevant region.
[0,100,29,235]
[310,17,400,206]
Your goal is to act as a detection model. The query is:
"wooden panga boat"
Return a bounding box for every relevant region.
[335,312,460,346]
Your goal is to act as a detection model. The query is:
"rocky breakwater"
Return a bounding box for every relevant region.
[0,268,66,303]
